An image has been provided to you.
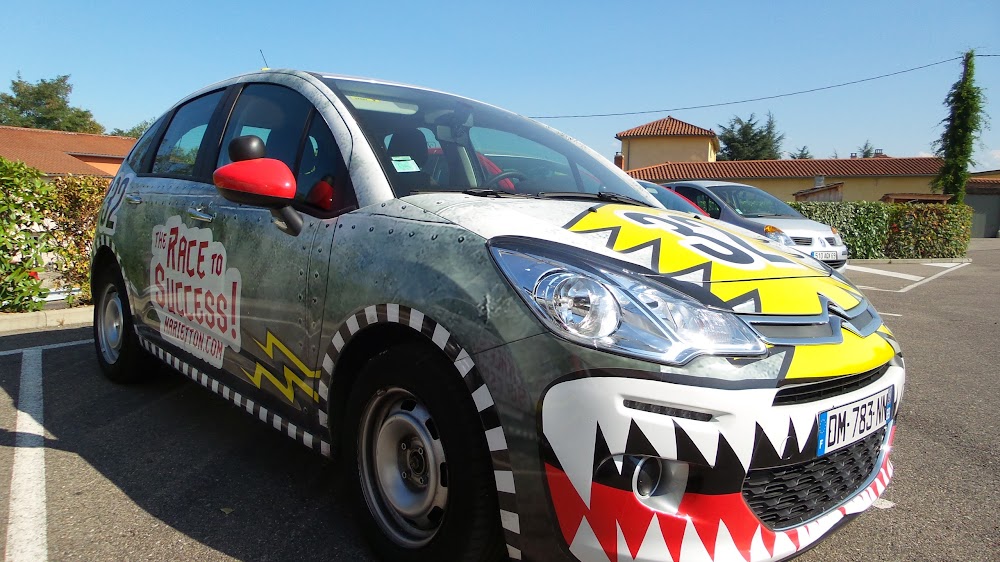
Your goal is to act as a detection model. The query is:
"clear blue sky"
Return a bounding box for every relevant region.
[4,0,999,170]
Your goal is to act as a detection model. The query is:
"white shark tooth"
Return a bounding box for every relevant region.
[672,265,710,287]
[749,526,771,562]
[568,517,605,562]
[789,409,816,453]
[718,416,757,472]
[758,414,793,458]
[678,519,714,562]
[634,415,678,460]
[675,418,719,467]
[632,517,674,562]
[772,532,797,559]
[714,521,745,562]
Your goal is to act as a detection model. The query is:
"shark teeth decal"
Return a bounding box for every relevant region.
[547,451,895,562]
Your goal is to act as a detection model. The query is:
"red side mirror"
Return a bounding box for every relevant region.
[213,158,296,208]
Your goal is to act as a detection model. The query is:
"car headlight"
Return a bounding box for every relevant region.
[763,225,794,246]
[830,227,844,246]
[490,240,767,365]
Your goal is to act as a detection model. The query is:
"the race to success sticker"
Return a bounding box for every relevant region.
[150,216,242,368]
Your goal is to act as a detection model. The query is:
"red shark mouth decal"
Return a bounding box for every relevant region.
[545,428,896,562]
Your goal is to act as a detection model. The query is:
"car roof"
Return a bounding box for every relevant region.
[664,180,758,190]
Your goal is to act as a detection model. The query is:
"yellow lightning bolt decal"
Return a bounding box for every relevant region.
[241,330,320,404]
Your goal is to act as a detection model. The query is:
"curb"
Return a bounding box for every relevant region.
[0,306,93,335]
[849,257,972,265]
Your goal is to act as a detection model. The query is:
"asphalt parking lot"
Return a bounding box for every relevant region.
[1,240,998,561]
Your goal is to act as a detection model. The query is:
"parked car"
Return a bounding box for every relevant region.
[636,180,707,215]
[91,70,903,562]
[664,181,849,271]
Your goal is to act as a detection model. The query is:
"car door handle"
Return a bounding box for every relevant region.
[186,207,215,223]
[125,194,142,205]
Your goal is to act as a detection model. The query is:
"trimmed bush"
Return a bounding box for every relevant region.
[46,174,110,305]
[791,201,973,259]
[884,203,973,259]
[789,201,891,259]
[0,157,55,311]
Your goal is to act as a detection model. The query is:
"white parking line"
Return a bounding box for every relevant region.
[899,262,970,293]
[923,262,961,268]
[5,348,47,562]
[0,339,92,358]
[844,265,924,282]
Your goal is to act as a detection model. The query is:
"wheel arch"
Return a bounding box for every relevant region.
[320,303,523,559]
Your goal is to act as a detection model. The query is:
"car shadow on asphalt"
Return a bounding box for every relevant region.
[0,329,375,561]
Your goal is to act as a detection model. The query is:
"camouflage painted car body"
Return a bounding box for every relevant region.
[92,70,904,562]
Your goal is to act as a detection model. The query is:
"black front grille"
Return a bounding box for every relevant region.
[773,364,890,405]
[742,427,885,530]
[791,236,813,246]
[825,237,837,245]
[825,259,847,269]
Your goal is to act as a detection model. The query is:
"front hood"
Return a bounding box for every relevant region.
[743,215,833,234]
[406,194,829,285]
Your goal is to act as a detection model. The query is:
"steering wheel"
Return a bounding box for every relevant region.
[483,170,528,188]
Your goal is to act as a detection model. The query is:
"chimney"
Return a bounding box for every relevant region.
[875,148,883,155]
[814,175,825,188]
[614,152,624,169]
[850,153,858,159]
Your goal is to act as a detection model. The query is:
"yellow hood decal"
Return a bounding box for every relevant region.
[565,205,824,282]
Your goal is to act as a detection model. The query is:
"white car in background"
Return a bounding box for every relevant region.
[664,181,850,271]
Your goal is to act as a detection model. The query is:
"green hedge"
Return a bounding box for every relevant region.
[790,201,973,259]
[884,203,973,259]
[1,157,55,311]
[789,202,890,259]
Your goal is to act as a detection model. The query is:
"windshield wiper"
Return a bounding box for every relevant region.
[536,191,653,207]
[409,188,529,199]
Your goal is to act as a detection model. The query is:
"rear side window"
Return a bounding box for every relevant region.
[217,84,312,171]
[124,115,167,173]
[151,90,225,177]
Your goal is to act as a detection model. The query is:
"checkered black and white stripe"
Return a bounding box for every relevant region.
[320,304,523,561]
[137,335,334,458]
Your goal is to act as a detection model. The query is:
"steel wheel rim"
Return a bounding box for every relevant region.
[359,387,448,548]
[98,283,124,364]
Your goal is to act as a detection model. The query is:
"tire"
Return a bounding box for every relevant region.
[342,343,505,562]
[92,265,152,383]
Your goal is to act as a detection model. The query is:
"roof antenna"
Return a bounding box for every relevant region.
[259,50,270,70]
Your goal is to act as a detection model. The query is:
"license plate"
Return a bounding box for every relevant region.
[817,386,893,456]
[812,251,838,260]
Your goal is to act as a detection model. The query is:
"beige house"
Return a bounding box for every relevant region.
[626,157,943,202]
[0,125,136,177]
[616,116,718,169]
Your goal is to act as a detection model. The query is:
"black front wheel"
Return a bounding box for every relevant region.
[342,343,505,562]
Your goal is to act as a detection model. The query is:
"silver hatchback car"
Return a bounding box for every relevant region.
[665,181,850,271]
[91,70,902,562]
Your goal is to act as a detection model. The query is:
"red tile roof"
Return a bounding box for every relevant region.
[0,125,136,176]
[616,116,717,139]
[967,177,1000,195]
[627,157,944,182]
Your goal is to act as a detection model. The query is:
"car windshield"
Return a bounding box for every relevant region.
[322,77,655,203]
[710,184,802,218]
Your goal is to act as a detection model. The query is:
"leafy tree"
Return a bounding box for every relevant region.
[858,140,875,158]
[933,50,986,205]
[110,118,155,138]
[789,146,813,159]
[717,112,785,160]
[0,74,104,133]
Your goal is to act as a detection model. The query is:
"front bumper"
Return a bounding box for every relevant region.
[539,365,904,562]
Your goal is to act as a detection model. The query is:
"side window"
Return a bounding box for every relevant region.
[151,90,224,177]
[676,187,721,219]
[217,84,312,171]
[295,114,356,214]
[125,115,167,173]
